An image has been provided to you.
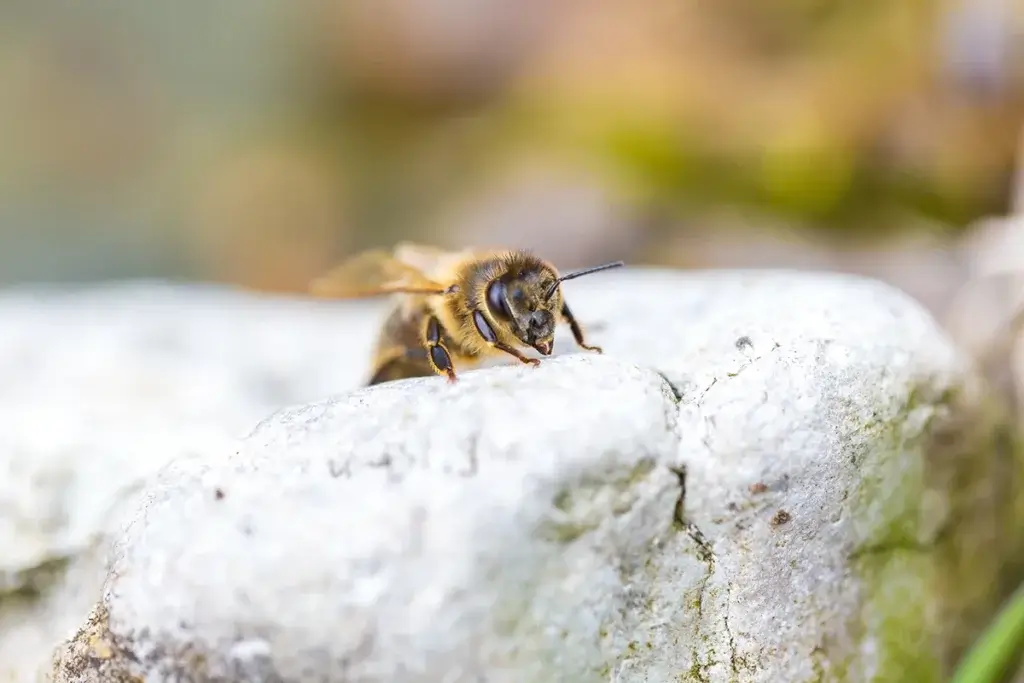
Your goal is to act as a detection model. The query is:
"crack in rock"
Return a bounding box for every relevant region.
[665,462,739,680]
[655,370,684,404]
[664,409,747,682]
[610,353,756,681]
[696,377,718,406]
[723,580,738,676]
[726,341,782,380]
[690,339,782,408]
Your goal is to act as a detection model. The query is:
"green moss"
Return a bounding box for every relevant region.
[844,382,1024,682]
[687,659,709,683]
[810,649,826,683]
[855,550,943,682]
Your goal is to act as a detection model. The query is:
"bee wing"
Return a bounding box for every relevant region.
[393,242,478,282]
[310,249,448,299]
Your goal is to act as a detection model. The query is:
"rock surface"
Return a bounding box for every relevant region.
[0,283,382,682]
[5,270,1022,682]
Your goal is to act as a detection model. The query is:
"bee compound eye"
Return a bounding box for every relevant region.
[486,280,511,319]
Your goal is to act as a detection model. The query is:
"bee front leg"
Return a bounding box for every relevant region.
[471,310,540,368]
[561,302,603,353]
[494,343,541,367]
[423,315,458,383]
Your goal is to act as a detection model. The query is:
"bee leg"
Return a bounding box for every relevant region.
[423,315,458,383]
[493,343,541,367]
[471,309,540,367]
[429,344,457,383]
[561,302,603,353]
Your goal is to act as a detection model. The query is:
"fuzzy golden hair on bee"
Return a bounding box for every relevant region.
[310,243,623,385]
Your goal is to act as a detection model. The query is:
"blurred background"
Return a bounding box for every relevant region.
[1,0,1023,304]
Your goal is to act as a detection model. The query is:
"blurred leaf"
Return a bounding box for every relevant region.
[950,582,1024,683]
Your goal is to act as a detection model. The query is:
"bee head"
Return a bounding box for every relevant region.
[483,259,623,356]
[485,269,558,355]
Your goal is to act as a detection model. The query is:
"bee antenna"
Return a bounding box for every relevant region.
[544,261,625,300]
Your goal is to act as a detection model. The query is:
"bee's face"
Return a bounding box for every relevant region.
[485,271,559,355]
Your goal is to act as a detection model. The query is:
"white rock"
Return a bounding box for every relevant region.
[90,356,680,682]
[16,270,1024,682]
[0,283,381,682]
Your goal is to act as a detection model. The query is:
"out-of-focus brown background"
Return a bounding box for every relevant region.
[2,0,1022,297]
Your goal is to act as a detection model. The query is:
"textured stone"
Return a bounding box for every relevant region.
[8,270,1023,682]
[65,355,680,682]
[0,283,380,682]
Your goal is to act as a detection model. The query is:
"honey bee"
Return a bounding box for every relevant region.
[311,243,623,385]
